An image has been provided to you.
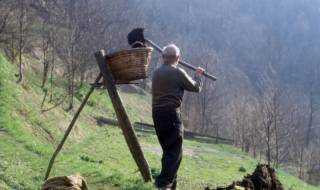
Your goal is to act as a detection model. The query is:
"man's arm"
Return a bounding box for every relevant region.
[178,67,203,92]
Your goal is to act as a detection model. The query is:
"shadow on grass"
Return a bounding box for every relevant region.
[0,127,7,133]
[94,116,118,127]
[86,170,153,190]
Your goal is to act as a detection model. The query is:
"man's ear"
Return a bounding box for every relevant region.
[176,55,180,62]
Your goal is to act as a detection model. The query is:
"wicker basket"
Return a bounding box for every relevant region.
[106,47,153,82]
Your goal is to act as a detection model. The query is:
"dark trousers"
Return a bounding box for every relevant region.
[152,108,184,189]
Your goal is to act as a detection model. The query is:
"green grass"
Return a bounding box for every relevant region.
[0,54,319,190]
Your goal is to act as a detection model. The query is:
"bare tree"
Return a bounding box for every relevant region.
[16,0,26,83]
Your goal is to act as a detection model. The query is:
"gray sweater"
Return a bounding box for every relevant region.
[152,63,202,109]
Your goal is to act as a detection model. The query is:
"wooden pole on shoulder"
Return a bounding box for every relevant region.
[94,50,152,182]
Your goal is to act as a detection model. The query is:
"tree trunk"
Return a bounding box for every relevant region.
[11,32,15,64]
[274,116,279,168]
[306,84,314,147]
[41,38,49,88]
[49,36,55,102]
[266,120,271,166]
[16,0,25,83]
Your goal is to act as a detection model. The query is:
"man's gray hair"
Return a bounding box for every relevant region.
[162,44,180,57]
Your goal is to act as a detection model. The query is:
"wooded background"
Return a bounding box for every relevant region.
[0,0,319,185]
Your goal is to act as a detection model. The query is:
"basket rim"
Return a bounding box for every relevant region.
[106,47,154,58]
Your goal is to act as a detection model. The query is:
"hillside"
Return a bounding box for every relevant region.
[0,54,318,190]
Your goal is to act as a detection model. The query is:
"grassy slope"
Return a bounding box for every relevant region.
[0,55,318,190]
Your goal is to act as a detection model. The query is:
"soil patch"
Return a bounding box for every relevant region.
[206,164,283,190]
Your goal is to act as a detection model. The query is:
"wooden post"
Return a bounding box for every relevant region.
[44,74,103,180]
[94,50,152,182]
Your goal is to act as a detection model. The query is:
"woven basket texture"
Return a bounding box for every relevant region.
[106,47,153,82]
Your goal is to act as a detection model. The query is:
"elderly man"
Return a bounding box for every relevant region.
[152,44,204,190]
